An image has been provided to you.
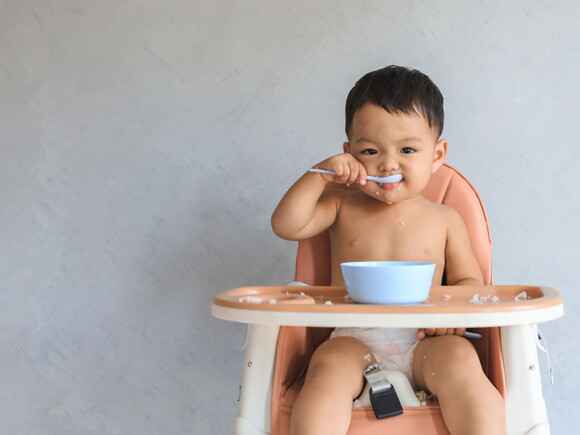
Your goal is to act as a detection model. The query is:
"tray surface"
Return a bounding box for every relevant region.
[213,285,561,314]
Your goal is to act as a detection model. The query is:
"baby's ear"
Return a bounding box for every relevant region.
[432,139,448,173]
[343,142,350,154]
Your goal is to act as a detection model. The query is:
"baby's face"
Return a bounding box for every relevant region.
[344,104,447,205]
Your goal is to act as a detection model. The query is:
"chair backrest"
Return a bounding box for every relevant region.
[294,163,493,286]
[271,165,504,434]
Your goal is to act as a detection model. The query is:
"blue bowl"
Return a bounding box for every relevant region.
[340,261,435,304]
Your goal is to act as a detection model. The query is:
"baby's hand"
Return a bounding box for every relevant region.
[416,328,467,340]
[313,153,368,185]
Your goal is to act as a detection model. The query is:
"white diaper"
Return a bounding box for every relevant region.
[330,327,420,387]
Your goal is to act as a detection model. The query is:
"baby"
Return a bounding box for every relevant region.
[271,66,505,435]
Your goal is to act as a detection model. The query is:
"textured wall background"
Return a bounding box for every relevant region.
[1,0,579,433]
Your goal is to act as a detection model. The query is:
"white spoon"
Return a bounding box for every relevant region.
[309,168,403,184]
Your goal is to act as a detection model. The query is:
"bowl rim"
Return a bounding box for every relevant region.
[340,261,435,268]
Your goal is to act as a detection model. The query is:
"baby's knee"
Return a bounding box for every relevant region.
[437,333,473,350]
[308,337,372,378]
[417,336,485,394]
[432,336,482,375]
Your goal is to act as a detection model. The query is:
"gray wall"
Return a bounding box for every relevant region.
[2,1,579,433]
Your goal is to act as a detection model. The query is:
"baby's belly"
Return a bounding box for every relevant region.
[329,227,446,285]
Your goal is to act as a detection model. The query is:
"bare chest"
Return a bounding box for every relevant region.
[332,217,445,260]
[329,201,448,284]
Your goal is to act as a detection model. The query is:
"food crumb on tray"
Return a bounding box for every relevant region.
[469,293,501,304]
[239,296,265,303]
[514,291,529,301]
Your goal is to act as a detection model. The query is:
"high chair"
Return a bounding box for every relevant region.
[212,163,563,435]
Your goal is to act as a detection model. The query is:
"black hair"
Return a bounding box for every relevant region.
[345,65,444,138]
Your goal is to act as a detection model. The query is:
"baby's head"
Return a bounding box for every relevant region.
[345,65,444,140]
[343,66,447,204]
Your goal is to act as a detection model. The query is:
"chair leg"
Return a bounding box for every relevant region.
[501,325,550,435]
[234,324,280,435]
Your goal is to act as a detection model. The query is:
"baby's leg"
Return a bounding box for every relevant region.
[412,335,506,435]
[290,336,373,435]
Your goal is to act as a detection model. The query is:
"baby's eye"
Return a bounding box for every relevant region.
[401,147,415,154]
[362,149,377,155]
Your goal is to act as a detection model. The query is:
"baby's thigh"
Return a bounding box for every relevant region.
[306,337,374,395]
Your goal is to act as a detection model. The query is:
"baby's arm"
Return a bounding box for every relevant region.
[418,208,483,340]
[271,153,367,241]
[443,207,483,286]
[271,172,338,240]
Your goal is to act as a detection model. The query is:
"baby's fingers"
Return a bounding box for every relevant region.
[425,328,457,336]
[355,163,368,185]
[420,328,469,339]
[346,160,362,185]
[333,163,352,184]
[425,328,437,336]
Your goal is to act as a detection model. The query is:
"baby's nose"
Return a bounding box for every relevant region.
[380,154,400,172]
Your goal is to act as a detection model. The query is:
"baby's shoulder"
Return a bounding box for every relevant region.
[427,203,470,236]
[323,189,382,220]
[422,201,462,223]
[322,188,363,205]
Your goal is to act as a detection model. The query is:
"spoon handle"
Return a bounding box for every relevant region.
[308,169,380,182]
[308,168,335,175]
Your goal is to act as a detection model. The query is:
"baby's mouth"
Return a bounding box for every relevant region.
[380,176,403,190]
[380,182,401,190]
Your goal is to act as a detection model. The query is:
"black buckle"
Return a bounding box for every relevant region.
[369,384,403,419]
[364,363,403,419]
